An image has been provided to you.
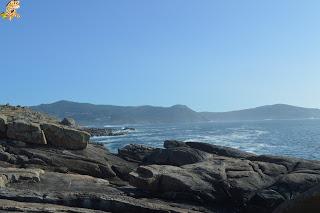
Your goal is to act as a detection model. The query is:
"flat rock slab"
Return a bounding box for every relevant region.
[0,168,44,187]
[0,199,107,213]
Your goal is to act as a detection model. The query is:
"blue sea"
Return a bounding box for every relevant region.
[91,119,320,160]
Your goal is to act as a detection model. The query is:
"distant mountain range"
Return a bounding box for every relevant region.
[31,101,205,125]
[200,104,320,122]
[31,101,320,125]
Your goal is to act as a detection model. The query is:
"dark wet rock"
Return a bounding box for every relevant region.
[164,140,189,149]
[41,123,89,150]
[16,155,29,164]
[60,117,76,127]
[0,150,15,163]
[144,147,212,166]
[0,115,7,138]
[27,158,47,166]
[247,189,286,213]
[112,164,135,181]
[7,120,47,145]
[118,144,156,162]
[273,183,320,213]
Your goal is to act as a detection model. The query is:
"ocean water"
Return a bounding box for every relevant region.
[90,119,320,160]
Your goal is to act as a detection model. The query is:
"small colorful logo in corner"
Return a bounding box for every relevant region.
[1,0,21,21]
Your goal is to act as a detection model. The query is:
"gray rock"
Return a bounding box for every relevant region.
[0,171,203,213]
[40,122,89,150]
[6,120,47,145]
[247,189,286,212]
[16,155,29,164]
[2,143,135,181]
[118,144,156,162]
[28,158,47,165]
[60,117,76,127]
[144,147,212,166]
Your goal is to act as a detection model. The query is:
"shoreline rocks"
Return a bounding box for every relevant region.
[0,105,320,212]
[83,127,134,137]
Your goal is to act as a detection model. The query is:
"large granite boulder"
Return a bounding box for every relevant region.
[144,147,212,166]
[40,123,89,150]
[6,120,47,145]
[0,115,7,138]
[130,157,283,204]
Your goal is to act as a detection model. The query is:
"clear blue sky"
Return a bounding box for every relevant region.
[1,0,320,112]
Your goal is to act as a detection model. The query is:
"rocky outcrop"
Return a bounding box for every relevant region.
[1,106,320,212]
[7,120,47,145]
[0,166,205,212]
[129,140,320,212]
[118,144,156,162]
[41,123,89,150]
[0,140,135,181]
[0,106,90,150]
[0,136,319,212]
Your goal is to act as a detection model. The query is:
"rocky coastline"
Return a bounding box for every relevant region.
[0,105,319,212]
[82,127,135,137]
